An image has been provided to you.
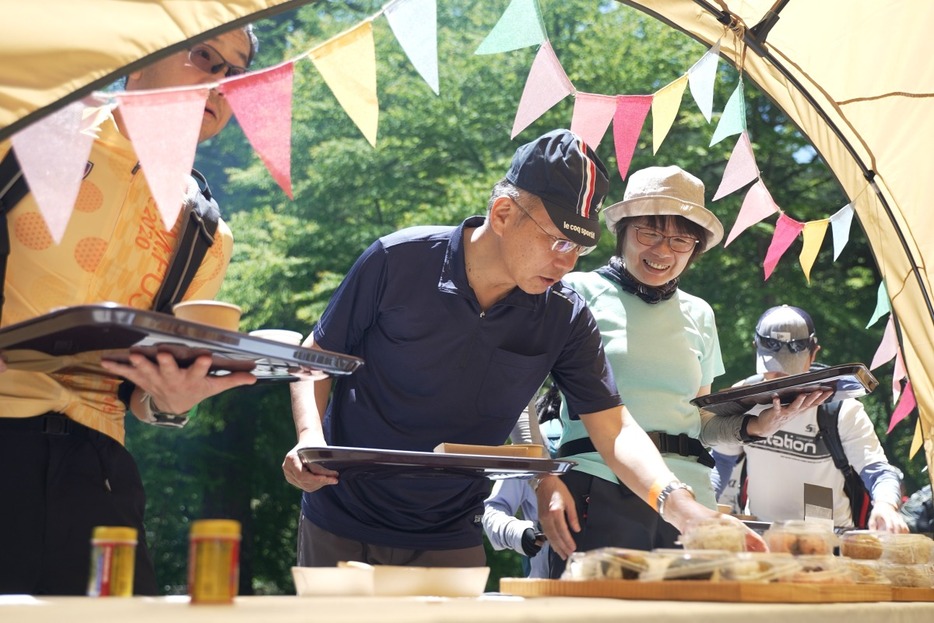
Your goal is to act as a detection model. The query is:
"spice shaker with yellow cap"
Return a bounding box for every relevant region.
[188,519,241,604]
[87,526,137,597]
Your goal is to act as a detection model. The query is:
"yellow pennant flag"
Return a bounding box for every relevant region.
[310,21,378,146]
[652,74,688,154]
[909,418,924,459]
[799,219,829,283]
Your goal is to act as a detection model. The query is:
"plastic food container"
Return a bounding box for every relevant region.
[640,549,731,582]
[679,516,747,552]
[87,526,137,597]
[839,530,884,560]
[762,520,838,555]
[880,563,934,587]
[878,533,934,564]
[562,547,656,580]
[841,560,891,584]
[720,552,801,583]
[779,555,853,584]
[188,519,241,604]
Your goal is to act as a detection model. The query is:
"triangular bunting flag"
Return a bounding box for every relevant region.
[909,418,923,459]
[511,41,574,138]
[475,0,546,55]
[887,380,916,434]
[710,79,746,146]
[688,40,720,123]
[763,213,804,280]
[651,74,688,155]
[866,281,890,328]
[712,130,758,200]
[724,179,779,246]
[799,219,829,283]
[612,95,653,181]
[892,348,907,403]
[829,202,854,260]
[385,0,440,94]
[115,86,208,228]
[310,21,379,147]
[870,314,898,370]
[570,92,616,148]
[221,62,294,199]
[10,100,96,243]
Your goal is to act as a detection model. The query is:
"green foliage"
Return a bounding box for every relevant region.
[130,0,925,595]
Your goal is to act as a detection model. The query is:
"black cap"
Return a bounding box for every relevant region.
[505,129,609,247]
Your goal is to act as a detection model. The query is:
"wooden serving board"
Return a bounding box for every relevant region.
[891,587,934,602]
[499,578,893,603]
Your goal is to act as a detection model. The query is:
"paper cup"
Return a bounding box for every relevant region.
[248,329,304,346]
[172,300,242,331]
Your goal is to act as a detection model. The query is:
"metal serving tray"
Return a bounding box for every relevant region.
[0,303,363,381]
[690,363,877,417]
[297,446,575,480]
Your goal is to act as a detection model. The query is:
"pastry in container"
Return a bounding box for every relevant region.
[839,530,884,560]
[720,552,801,583]
[679,516,747,553]
[762,520,838,555]
[841,560,891,584]
[562,547,656,580]
[879,563,934,588]
[878,533,934,564]
[780,555,854,584]
[640,549,731,582]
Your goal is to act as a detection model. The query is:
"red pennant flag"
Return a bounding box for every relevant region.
[612,95,652,181]
[511,41,574,138]
[221,62,295,199]
[763,213,804,280]
[116,87,208,228]
[887,380,916,434]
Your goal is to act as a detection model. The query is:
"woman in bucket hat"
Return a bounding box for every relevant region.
[541,166,830,577]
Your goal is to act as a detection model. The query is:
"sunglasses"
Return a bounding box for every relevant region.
[755,331,815,353]
[188,43,247,78]
[513,200,596,256]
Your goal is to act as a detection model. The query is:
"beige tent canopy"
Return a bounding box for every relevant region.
[1,0,931,482]
[621,0,933,483]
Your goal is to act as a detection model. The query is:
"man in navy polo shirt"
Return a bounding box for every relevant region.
[281,129,758,567]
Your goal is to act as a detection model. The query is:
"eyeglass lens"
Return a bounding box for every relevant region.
[633,226,697,253]
[189,44,247,78]
[514,200,596,256]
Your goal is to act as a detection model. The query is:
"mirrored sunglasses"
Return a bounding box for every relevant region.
[755,332,814,354]
[188,43,247,78]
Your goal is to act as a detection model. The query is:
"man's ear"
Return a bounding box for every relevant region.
[488,196,515,236]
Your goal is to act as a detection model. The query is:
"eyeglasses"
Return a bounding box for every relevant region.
[755,332,815,353]
[631,225,699,254]
[513,200,596,256]
[187,43,247,78]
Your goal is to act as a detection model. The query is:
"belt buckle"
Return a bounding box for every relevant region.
[676,433,691,457]
[42,414,69,435]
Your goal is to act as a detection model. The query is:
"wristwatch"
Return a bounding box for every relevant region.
[656,480,695,520]
[141,392,191,429]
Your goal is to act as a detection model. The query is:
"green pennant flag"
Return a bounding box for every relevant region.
[866,281,891,328]
[710,79,746,146]
[475,0,546,55]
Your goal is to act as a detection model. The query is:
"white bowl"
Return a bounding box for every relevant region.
[291,566,375,597]
[249,329,304,345]
[372,566,490,597]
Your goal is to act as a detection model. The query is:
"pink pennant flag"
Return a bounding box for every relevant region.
[713,131,758,200]
[724,179,779,246]
[763,213,804,280]
[116,87,208,228]
[892,348,907,402]
[10,100,95,243]
[870,314,899,370]
[221,62,294,199]
[612,95,652,181]
[511,41,574,138]
[887,380,916,434]
[570,92,616,148]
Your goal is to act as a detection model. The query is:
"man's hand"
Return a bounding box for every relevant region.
[100,351,256,416]
[748,388,833,438]
[281,441,339,492]
[868,502,909,533]
[535,475,580,560]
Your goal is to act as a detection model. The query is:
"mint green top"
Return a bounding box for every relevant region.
[559,270,724,508]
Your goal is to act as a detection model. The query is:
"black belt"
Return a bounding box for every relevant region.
[0,413,89,436]
[558,431,714,468]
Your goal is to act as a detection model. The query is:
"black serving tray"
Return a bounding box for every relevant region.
[690,363,877,417]
[297,446,575,480]
[0,303,363,381]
